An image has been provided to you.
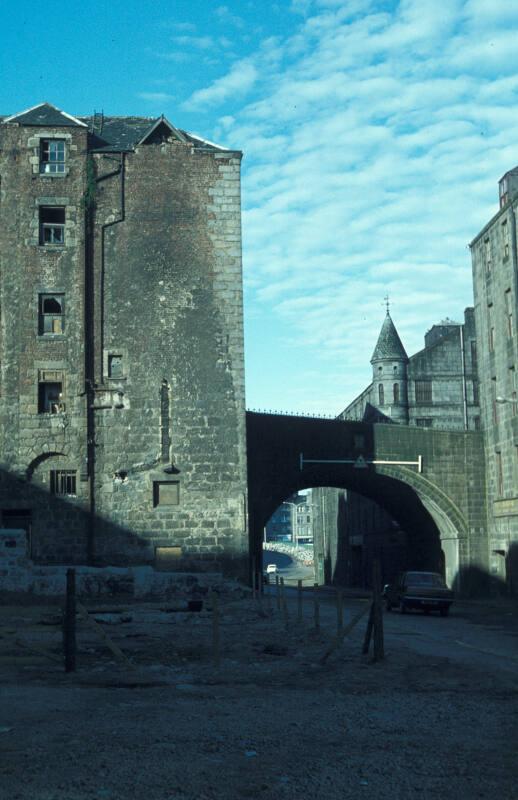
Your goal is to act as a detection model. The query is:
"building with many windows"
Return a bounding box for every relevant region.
[0,102,248,576]
[470,167,518,591]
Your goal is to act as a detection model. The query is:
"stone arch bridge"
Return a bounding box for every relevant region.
[246,412,488,595]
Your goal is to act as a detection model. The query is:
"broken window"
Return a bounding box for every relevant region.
[39,207,65,245]
[50,470,76,496]
[108,354,124,378]
[153,481,179,507]
[38,370,65,413]
[40,139,65,174]
[38,294,64,334]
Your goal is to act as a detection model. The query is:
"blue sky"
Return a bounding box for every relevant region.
[2,0,518,414]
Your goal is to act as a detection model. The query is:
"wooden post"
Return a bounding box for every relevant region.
[63,568,76,673]
[372,559,385,662]
[362,602,374,655]
[313,582,320,632]
[252,557,257,600]
[297,579,303,624]
[280,577,289,627]
[336,590,343,633]
[211,591,220,668]
[275,574,281,611]
[320,603,370,664]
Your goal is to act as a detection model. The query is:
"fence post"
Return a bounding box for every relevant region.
[336,589,343,633]
[313,583,320,632]
[63,568,76,673]
[275,574,281,611]
[372,559,385,662]
[211,591,220,668]
[297,579,303,624]
[280,577,289,627]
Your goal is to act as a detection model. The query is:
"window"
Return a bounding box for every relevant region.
[108,354,124,378]
[378,384,384,405]
[505,289,513,338]
[38,370,64,413]
[50,470,77,496]
[473,380,480,405]
[496,452,503,496]
[484,237,492,272]
[40,139,65,174]
[415,380,432,404]
[393,383,400,403]
[415,418,433,427]
[488,303,495,352]
[38,294,64,335]
[510,367,517,416]
[39,207,65,245]
[492,377,498,425]
[502,219,510,259]
[474,416,481,431]
[153,481,179,507]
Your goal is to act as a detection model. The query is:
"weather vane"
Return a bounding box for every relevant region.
[384,294,390,313]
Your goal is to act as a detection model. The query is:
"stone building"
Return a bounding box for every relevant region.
[0,103,248,577]
[470,167,518,592]
[313,308,480,589]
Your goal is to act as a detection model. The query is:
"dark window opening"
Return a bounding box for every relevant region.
[153,481,179,507]
[40,139,65,174]
[415,380,432,404]
[39,207,65,245]
[416,418,433,428]
[393,383,399,403]
[1,510,32,556]
[108,354,123,378]
[38,294,64,334]
[50,470,77,496]
[378,384,384,405]
[38,370,64,413]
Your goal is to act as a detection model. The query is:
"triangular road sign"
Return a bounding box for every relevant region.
[354,455,368,469]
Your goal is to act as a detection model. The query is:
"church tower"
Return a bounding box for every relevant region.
[370,309,409,423]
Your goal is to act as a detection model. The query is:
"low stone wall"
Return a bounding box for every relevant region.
[0,529,245,600]
[263,542,314,566]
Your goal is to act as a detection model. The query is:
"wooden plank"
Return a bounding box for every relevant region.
[320,603,370,664]
[76,602,135,669]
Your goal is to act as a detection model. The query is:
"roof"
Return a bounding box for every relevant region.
[1,103,239,155]
[3,102,87,127]
[370,312,408,363]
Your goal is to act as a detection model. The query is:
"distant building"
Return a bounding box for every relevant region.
[314,308,480,589]
[265,491,314,545]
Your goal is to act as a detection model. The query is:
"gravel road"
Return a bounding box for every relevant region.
[1,590,517,800]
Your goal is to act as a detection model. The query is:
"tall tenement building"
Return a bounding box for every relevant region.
[470,168,518,590]
[0,103,248,576]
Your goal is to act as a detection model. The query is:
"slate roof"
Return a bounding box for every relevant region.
[1,103,236,154]
[370,312,408,363]
[3,102,86,127]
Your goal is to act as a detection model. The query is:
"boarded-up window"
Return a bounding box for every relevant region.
[153,481,179,507]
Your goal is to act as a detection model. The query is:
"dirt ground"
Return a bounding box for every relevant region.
[1,588,517,800]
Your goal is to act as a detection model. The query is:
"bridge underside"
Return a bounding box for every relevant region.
[246,412,488,596]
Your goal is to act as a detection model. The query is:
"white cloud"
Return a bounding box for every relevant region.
[182,60,258,110]
[187,0,518,412]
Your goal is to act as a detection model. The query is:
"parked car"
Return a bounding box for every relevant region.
[266,564,278,574]
[384,571,453,616]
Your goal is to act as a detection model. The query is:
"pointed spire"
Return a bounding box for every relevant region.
[370,310,408,363]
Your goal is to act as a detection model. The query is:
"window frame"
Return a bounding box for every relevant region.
[39,206,66,246]
[37,369,65,414]
[38,293,65,336]
[415,380,432,405]
[40,139,66,175]
[50,470,77,497]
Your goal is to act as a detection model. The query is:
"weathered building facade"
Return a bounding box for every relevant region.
[470,167,518,592]
[0,103,248,576]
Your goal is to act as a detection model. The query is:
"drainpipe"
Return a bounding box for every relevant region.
[459,324,468,430]
[509,201,518,349]
[84,152,126,564]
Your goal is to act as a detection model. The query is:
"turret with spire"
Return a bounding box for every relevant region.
[370,303,409,423]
